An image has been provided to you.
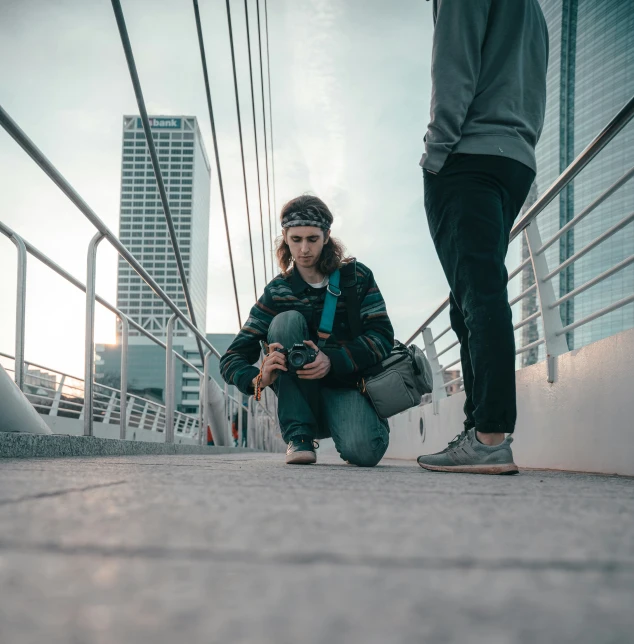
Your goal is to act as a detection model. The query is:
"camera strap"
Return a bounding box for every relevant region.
[340,261,362,338]
[317,268,341,348]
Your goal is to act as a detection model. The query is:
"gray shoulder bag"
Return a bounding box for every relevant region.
[321,262,433,419]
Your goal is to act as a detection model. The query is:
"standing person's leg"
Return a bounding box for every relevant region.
[418,154,534,474]
[267,311,322,463]
[321,388,389,467]
[449,292,476,432]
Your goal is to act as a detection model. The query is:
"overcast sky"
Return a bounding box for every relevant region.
[0,0,519,377]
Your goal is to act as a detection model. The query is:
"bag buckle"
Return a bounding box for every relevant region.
[327,284,341,297]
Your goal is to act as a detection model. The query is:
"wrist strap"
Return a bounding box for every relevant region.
[254,370,263,401]
[254,357,266,401]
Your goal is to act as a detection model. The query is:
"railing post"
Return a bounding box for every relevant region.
[165,314,177,443]
[103,390,117,424]
[151,403,160,432]
[139,400,149,431]
[198,378,204,443]
[50,374,65,417]
[238,392,244,446]
[10,233,28,391]
[84,232,105,436]
[247,395,254,449]
[224,382,231,444]
[200,351,211,445]
[126,395,135,427]
[422,328,447,415]
[119,316,129,439]
[524,223,569,383]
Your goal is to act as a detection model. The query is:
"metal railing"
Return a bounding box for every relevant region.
[0,104,226,436]
[0,219,207,435]
[407,95,634,411]
[0,213,280,449]
[0,353,199,439]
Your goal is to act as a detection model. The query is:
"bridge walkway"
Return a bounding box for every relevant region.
[0,453,632,643]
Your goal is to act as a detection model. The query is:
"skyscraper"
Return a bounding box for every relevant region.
[519,0,634,365]
[116,115,211,340]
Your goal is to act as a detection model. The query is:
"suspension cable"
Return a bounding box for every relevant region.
[224,0,264,293]
[110,0,205,360]
[264,0,277,275]
[192,0,243,327]
[243,0,269,286]
[256,0,274,277]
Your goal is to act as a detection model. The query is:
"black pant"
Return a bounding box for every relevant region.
[423,154,535,433]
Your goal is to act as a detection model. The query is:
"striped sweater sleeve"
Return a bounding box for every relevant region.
[322,267,394,376]
[219,287,278,395]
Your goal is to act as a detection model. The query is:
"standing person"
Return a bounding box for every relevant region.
[220,195,394,466]
[417,0,549,474]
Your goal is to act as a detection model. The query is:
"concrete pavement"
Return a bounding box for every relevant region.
[0,452,632,643]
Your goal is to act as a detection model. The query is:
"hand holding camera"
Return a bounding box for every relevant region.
[294,340,331,380]
[255,342,288,390]
[255,340,331,391]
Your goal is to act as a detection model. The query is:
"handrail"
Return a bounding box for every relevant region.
[0,351,198,417]
[405,94,634,344]
[405,298,451,346]
[4,350,200,429]
[510,95,634,240]
[0,216,218,440]
[542,211,634,282]
[536,166,634,256]
[0,104,221,362]
[550,255,634,309]
[0,221,205,375]
[0,351,83,384]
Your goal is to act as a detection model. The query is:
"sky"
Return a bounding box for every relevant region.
[0,0,522,378]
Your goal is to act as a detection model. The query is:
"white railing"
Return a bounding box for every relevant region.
[0,103,282,450]
[0,353,200,440]
[406,95,634,413]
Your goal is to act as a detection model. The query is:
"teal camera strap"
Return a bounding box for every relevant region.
[317,268,341,348]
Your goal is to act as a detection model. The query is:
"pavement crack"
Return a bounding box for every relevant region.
[0,481,127,506]
[0,540,632,575]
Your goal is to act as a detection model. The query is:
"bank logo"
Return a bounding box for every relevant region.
[137,117,182,129]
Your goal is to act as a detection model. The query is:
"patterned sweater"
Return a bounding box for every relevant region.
[220,260,395,395]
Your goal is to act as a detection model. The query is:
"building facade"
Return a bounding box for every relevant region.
[519,0,634,365]
[117,115,211,340]
[96,334,237,417]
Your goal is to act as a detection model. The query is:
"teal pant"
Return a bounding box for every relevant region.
[269,311,389,467]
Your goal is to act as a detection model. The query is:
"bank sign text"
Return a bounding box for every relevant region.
[138,117,182,129]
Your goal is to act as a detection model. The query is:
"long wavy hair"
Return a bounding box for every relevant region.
[276,195,351,277]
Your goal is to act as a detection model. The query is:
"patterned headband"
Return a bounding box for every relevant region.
[281,206,331,231]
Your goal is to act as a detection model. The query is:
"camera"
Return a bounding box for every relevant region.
[275,343,317,374]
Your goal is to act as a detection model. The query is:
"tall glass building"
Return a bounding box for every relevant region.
[519,0,634,365]
[116,115,211,340]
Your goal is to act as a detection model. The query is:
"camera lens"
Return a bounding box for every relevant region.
[289,351,306,368]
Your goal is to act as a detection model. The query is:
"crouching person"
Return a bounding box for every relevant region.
[219,195,395,466]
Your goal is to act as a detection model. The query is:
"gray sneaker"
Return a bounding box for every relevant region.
[417,429,519,475]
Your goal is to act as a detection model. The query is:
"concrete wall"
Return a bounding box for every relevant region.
[386,326,634,476]
[41,416,198,445]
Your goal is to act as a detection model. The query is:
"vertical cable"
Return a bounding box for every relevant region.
[264,0,277,274]
[243,0,269,285]
[225,0,266,291]
[192,0,243,326]
[110,0,205,360]
[256,0,274,277]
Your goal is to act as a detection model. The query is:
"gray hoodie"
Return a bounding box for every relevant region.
[420,0,549,174]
